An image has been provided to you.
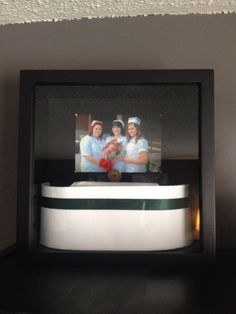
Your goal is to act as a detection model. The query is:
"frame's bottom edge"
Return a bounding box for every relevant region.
[0,244,16,261]
[16,245,214,267]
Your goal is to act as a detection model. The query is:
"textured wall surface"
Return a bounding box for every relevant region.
[0,0,236,25]
[0,14,236,251]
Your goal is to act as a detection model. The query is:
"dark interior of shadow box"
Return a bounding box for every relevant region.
[31,83,200,254]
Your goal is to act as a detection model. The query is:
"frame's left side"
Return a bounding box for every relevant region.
[17,71,35,261]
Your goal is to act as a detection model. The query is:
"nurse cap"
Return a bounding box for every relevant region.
[91,120,103,127]
[128,117,141,126]
[113,119,125,128]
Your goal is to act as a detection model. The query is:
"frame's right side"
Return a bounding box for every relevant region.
[199,70,215,262]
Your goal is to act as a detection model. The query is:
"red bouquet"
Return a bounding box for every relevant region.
[99,139,124,172]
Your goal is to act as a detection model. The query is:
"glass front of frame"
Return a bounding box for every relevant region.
[34,83,200,253]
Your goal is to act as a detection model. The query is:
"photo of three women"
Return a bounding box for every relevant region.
[80,117,148,173]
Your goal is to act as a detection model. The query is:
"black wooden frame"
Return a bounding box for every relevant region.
[17,70,215,265]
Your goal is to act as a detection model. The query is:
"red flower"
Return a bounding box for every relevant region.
[99,158,113,172]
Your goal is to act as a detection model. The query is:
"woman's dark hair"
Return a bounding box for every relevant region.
[112,121,125,136]
[88,122,103,139]
[126,123,143,143]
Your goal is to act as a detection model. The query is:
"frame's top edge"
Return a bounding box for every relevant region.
[20,69,214,73]
[19,69,214,86]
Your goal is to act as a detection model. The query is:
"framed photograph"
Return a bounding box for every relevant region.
[75,114,161,175]
[17,70,215,265]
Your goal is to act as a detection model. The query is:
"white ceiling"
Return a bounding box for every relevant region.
[0,0,236,25]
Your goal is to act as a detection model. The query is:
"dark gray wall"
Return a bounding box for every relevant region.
[0,14,235,250]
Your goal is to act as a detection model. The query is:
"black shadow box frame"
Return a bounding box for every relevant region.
[17,70,215,266]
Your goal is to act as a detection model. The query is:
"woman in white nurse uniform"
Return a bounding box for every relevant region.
[105,119,126,172]
[124,117,148,173]
[80,120,105,172]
